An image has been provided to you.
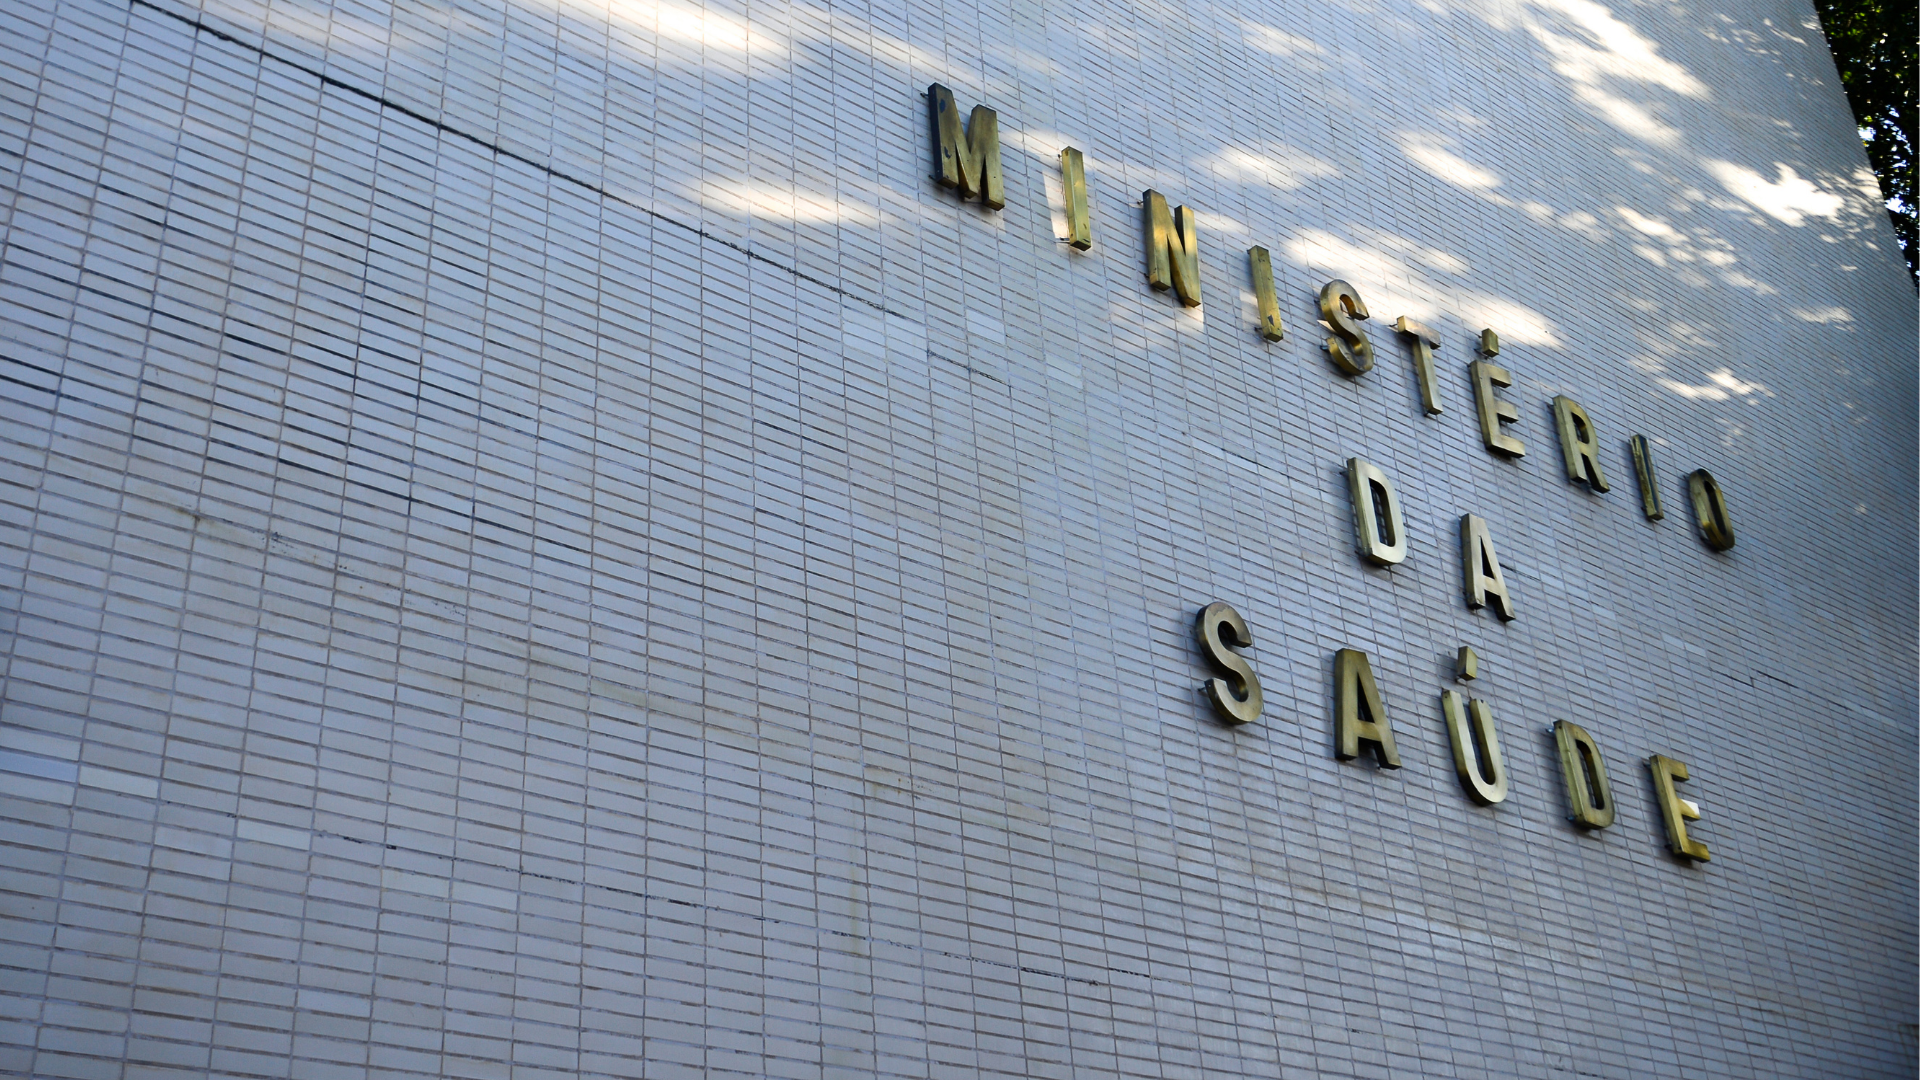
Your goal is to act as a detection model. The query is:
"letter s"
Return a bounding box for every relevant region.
[1318,279,1375,376]
[1196,602,1263,725]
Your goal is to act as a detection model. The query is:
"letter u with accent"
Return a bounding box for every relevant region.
[1442,690,1508,805]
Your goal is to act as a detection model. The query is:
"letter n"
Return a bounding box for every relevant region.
[927,84,1004,209]
[1143,190,1202,306]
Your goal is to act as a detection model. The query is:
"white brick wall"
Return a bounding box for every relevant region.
[0,0,1914,1076]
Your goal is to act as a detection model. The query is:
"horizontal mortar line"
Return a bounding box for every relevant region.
[929,350,1006,384]
[0,353,602,554]
[1,804,1127,992]
[5,220,841,468]
[124,0,916,323]
[317,826,1123,989]
[0,286,540,445]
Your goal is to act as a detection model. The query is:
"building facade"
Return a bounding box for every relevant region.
[1,0,1915,1075]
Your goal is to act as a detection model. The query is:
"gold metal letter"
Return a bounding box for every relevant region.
[1317,280,1374,375]
[1196,602,1262,725]
[1552,396,1611,492]
[1459,514,1515,621]
[1648,754,1710,861]
[928,84,1004,209]
[1479,328,1500,357]
[1455,646,1479,681]
[1553,720,1614,829]
[1143,190,1202,306]
[1060,147,1091,250]
[1334,648,1400,768]
[1347,458,1408,566]
[1441,691,1508,805]
[1393,317,1443,414]
[1247,247,1285,341]
[1630,435,1665,520]
[1471,360,1525,457]
[1687,469,1735,551]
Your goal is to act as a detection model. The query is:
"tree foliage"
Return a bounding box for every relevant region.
[1813,0,1916,279]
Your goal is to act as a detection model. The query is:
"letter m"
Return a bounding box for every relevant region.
[928,84,1004,209]
[1143,190,1202,306]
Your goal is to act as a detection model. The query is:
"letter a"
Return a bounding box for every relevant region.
[1334,649,1400,768]
[1460,514,1516,620]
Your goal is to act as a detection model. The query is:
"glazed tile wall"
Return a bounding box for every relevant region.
[0,0,1914,1076]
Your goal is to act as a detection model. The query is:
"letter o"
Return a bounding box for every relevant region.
[1687,469,1735,551]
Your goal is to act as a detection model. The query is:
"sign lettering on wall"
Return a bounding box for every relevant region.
[926,85,1729,865]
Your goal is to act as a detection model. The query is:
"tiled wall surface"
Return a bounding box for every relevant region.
[1,0,1914,1075]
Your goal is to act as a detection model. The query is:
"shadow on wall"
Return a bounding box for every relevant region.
[187,0,1897,391]
[176,0,1911,542]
